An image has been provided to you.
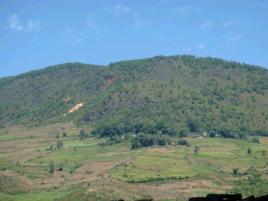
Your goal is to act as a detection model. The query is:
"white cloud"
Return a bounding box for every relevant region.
[86,18,97,29]
[104,3,131,15]
[136,19,153,27]
[174,5,201,13]
[27,19,40,31]
[86,15,100,31]
[104,3,151,28]
[196,42,206,49]
[8,14,40,32]
[113,4,131,13]
[85,15,101,34]
[8,14,23,31]
[182,47,192,53]
[198,19,240,30]
[133,12,152,27]
[200,20,215,29]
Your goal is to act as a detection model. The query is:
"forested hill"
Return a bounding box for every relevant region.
[0,55,268,137]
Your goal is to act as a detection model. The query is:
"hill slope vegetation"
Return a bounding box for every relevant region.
[0,55,268,138]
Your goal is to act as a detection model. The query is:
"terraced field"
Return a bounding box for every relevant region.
[0,123,268,201]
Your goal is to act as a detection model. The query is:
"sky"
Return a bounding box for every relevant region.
[0,0,268,77]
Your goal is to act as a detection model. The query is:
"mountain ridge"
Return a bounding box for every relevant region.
[0,55,267,137]
[2,55,268,80]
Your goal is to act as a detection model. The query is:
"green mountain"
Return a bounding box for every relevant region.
[0,55,268,137]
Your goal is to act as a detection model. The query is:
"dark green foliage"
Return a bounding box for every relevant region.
[247,148,252,154]
[261,150,266,156]
[92,122,180,138]
[56,141,64,149]
[106,135,123,145]
[48,161,54,174]
[178,139,189,146]
[79,129,89,139]
[232,168,240,176]
[131,133,171,149]
[187,118,200,132]
[194,146,199,154]
[0,55,267,139]
[250,136,260,144]
[48,145,54,151]
[208,131,216,137]
[126,175,190,183]
[230,168,268,197]
[62,132,67,137]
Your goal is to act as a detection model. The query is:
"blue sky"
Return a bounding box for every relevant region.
[0,0,268,77]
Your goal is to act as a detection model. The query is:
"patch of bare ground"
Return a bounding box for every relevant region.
[84,177,231,201]
[85,178,152,200]
[0,123,79,138]
[138,179,231,200]
[68,103,83,113]
[146,147,175,154]
[0,138,52,163]
[31,160,130,190]
[202,144,236,153]
[68,161,117,185]
[101,77,115,91]
[0,170,33,193]
[260,137,268,145]
[34,170,69,189]
[0,123,80,164]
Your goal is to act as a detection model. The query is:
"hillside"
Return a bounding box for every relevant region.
[0,55,268,137]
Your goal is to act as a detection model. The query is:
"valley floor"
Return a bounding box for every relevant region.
[0,123,268,201]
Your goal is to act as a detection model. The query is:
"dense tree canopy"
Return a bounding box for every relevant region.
[0,55,267,139]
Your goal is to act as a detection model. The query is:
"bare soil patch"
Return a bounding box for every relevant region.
[68,161,116,185]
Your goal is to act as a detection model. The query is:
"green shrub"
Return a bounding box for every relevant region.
[194,146,199,154]
[131,133,171,149]
[250,136,260,144]
[49,161,54,174]
[178,139,189,146]
[232,168,239,176]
